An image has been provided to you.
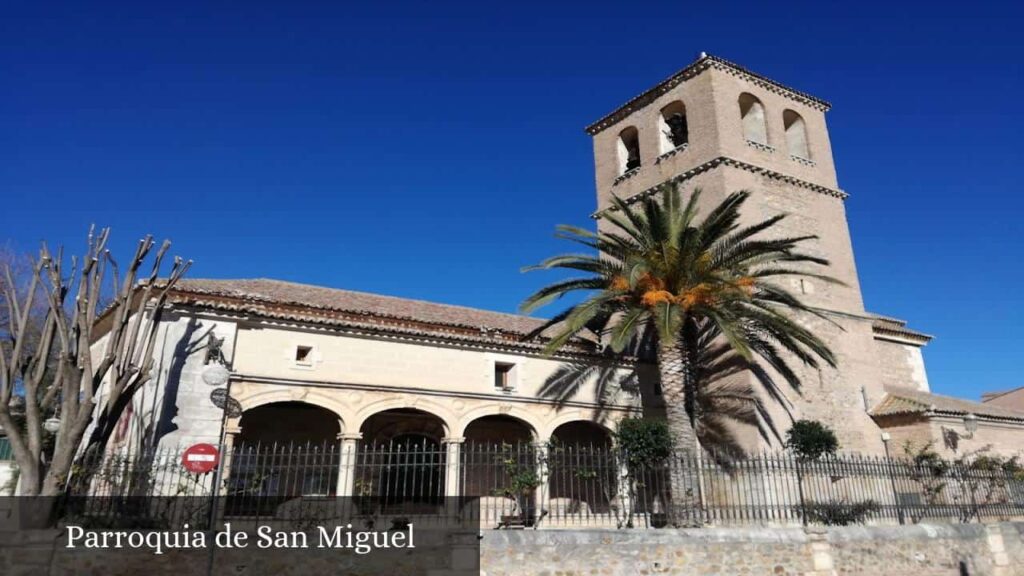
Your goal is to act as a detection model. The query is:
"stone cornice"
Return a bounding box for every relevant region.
[586,54,831,136]
[871,325,933,346]
[231,373,641,413]
[591,156,847,219]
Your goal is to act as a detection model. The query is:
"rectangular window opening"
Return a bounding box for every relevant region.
[494,362,515,390]
[295,345,314,365]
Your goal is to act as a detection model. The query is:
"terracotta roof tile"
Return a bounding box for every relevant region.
[869,313,933,344]
[170,278,595,347]
[871,387,1024,422]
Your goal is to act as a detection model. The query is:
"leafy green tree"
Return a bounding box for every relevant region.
[786,419,840,461]
[522,184,837,522]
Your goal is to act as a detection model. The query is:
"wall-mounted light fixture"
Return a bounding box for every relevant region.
[962,413,978,439]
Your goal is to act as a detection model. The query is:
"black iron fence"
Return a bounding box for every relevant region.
[64,442,1024,529]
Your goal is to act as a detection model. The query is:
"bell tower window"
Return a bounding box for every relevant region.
[784,109,810,160]
[658,101,689,154]
[738,93,768,146]
[616,126,641,175]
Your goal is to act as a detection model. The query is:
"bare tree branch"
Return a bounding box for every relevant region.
[0,228,190,496]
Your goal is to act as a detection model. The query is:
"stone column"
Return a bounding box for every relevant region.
[987,523,1012,576]
[336,432,363,497]
[442,437,465,519]
[533,440,550,525]
[804,525,837,576]
[442,437,465,498]
[218,423,242,496]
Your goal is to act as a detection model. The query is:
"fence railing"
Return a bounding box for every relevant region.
[64,442,1024,529]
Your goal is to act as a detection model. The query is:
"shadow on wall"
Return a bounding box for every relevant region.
[150,318,208,448]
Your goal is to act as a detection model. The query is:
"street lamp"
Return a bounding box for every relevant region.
[201,364,230,387]
[43,417,62,434]
[880,431,905,524]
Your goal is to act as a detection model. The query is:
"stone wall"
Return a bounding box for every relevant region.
[480,522,1024,576]
[878,413,1024,459]
[2,523,1022,575]
[874,337,930,392]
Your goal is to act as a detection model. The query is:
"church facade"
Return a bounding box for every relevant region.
[98,54,1021,472]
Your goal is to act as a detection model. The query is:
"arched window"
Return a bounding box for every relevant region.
[784,109,810,160]
[616,126,641,175]
[738,93,768,145]
[658,101,688,154]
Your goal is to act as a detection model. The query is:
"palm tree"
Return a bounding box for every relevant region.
[521,184,838,522]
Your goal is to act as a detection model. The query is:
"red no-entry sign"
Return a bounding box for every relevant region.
[182,443,220,474]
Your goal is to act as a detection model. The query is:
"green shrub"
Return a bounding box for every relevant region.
[786,420,839,461]
[615,418,673,468]
[905,441,949,478]
[799,499,879,526]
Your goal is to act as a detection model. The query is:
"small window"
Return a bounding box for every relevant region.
[295,345,314,366]
[494,362,515,391]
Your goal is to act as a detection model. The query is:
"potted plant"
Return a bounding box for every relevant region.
[493,459,541,528]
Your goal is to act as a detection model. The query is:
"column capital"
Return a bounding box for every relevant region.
[338,432,363,442]
[442,436,466,445]
[225,424,242,435]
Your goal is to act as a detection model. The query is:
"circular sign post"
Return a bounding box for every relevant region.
[182,443,220,474]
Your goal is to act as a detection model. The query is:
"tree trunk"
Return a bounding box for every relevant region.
[657,336,701,526]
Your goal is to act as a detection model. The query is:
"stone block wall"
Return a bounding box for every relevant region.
[2,522,1023,575]
[480,522,1024,576]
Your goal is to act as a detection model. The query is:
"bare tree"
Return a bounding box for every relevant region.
[0,228,190,496]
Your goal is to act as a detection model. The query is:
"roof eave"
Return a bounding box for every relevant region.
[585,54,832,136]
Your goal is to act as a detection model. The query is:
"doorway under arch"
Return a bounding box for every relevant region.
[226,402,342,515]
[548,421,616,516]
[357,408,448,512]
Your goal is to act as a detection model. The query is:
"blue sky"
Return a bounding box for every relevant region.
[2,1,1022,401]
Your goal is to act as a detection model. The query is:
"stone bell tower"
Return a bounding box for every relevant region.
[585,53,893,454]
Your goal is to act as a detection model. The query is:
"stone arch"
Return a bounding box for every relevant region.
[658,100,688,153]
[237,402,342,446]
[549,419,614,447]
[783,109,810,159]
[453,404,543,440]
[355,407,449,510]
[229,401,343,502]
[616,126,641,174]
[547,419,617,515]
[359,408,449,446]
[738,92,768,145]
[462,414,536,446]
[352,396,456,439]
[233,386,351,434]
[539,412,614,442]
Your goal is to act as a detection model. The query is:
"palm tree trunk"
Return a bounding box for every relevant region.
[657,337,701,526]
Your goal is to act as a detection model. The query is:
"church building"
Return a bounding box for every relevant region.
[100,53,1023,478]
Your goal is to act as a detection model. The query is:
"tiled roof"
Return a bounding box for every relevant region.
[869,314,932,345]
[871,387,1024,422]
[167,278,598,354]
[982,386,1024,403]
[585,53,831,136]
